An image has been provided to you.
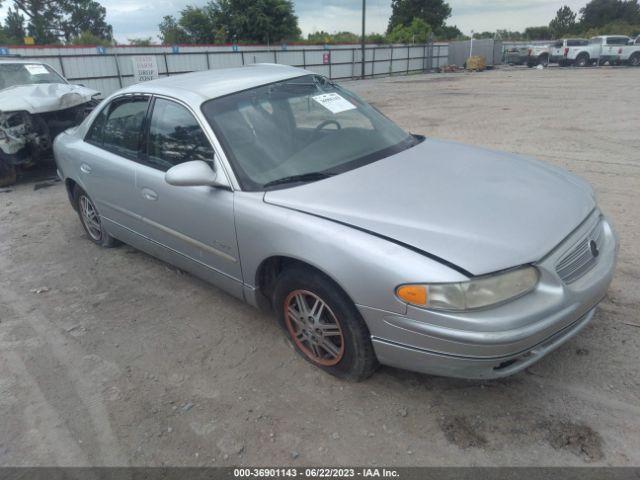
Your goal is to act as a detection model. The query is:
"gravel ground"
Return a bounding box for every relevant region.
[1,66,639,467]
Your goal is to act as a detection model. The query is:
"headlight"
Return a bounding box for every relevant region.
[396,266,539,311]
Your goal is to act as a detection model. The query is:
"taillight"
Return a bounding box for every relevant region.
[618,48,623,54]
[528,48,532,56]
[564,47,569,56]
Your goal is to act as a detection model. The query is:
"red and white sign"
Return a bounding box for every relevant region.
[132,55,159,83]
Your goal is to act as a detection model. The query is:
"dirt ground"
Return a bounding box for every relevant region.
[1,66,639,467]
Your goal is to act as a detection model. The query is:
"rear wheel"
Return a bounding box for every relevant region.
[74,186,118,247]
[575,53,590,67]
[273,265,378,381]
[539,54,549,67]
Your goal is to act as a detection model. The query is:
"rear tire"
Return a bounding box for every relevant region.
[539,54,549,67]
[575,53,590,67]
[73,186,118,247]
[273,265,379,381]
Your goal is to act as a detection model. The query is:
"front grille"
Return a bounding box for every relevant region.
[556,219,604,284]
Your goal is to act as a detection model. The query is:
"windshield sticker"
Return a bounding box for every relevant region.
[312,93,357,114]
[25,64,49,75]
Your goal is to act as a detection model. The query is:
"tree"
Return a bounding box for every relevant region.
[128,37,154,46]
[580,0,640,29]
[4,8,26,42]
[179,5,217,44]
[549,5,577,37]
[524,25,551,40]
[59,0,112,43]
[12,0,113,44]
[434,24,462,40]
[161,0,301,45]
[472,31,495,39]
[209,0,301,44]
[306,30,360,44]
[387,17,432,44]
[69,30,111,45]
[387,0,451,33]
[158,15,190,44]
[14,0,62,44]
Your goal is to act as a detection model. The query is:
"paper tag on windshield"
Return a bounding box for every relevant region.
[25,64,49,75]
[312,93,356,114]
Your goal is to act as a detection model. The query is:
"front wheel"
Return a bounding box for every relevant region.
[273,266,378,381]
[629,53,640,67]
[74,186,118,247]
[0,158,16,187]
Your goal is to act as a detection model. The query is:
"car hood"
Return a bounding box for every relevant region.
[0,83,98,114]
[264,138,595,276]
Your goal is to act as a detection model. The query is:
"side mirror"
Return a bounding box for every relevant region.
[165,160,221,187]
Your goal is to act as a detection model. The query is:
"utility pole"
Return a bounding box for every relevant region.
[361,0,366,79]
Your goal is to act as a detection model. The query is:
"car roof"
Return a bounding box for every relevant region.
[119,63,309,104]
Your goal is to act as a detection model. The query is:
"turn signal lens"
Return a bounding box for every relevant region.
[396,285,428,306]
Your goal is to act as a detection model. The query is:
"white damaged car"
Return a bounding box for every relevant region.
[0,59,100,186]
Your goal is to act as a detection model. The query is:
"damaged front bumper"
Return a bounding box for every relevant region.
[0,101,96,167]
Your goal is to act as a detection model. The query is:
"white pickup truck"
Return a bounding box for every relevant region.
[551,35,640,67]
[525,44,551,67]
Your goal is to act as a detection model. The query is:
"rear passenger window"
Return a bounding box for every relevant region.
[607,37,629,45]
[145,98,214,171]
[86,96,149,159]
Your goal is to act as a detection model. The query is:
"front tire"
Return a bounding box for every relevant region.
[629,53,640,67]
[0,158,16,187]
[73,186,118,247]
[273,266,378,381]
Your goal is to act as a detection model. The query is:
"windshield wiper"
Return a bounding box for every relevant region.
[263,171,335,189]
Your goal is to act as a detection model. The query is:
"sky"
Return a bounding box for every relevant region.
[0,0,590,43]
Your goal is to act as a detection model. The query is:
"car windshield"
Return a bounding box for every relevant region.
[201,74,418,190]
[0,63,66,90]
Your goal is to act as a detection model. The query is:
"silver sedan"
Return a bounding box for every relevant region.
[54,64,618,381]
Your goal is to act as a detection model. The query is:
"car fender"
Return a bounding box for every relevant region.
[234,191,468,315]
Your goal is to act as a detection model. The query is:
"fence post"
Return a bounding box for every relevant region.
[390,46,394,75]
[241,51,245,65]
[205,51,210,70]
[163,51,169,77]
[406,45,410,73]
[113,51,123,88]
[371,47,375,77]
[328,48,332,79]
[58,54,66,78]
[273,50,277,64]
[351,48,355,78]
[302,49,306,69]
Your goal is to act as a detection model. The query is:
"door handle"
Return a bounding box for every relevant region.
[141,188,158,201]
[80,163,92,174]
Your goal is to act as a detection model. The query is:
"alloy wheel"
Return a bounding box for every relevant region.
[79,194,102,241]
[284,289,345,366]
